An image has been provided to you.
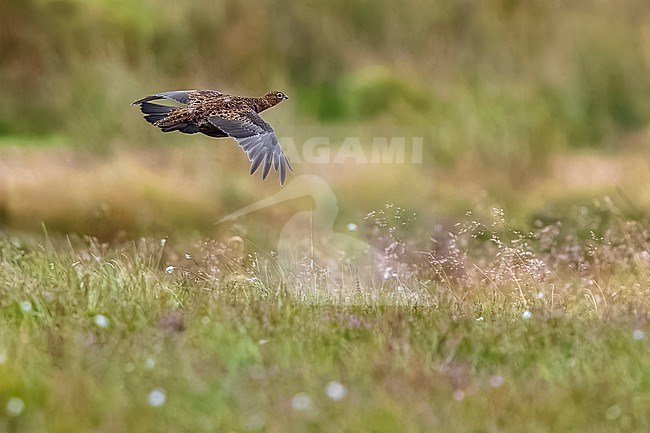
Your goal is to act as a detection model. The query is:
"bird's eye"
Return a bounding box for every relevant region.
[276,92,284,99]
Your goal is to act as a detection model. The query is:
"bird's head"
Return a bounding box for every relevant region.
[264,91,289,106]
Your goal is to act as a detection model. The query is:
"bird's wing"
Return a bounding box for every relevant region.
[131,90,196,105]
[131,89,225,106]
[208,111,292,185]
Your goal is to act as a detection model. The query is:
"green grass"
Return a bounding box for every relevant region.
[2,207,650,432]
[3,0,650,169]
[2,2,650,430]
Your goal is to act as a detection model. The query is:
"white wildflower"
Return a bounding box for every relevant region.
[93,314,109,328]
[291,393,313,411]
[6,397,24,416]
[147,388,166,407]
[325,381,347,401]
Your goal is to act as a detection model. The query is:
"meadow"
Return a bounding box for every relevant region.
[3,205,650,432]
[2,0,650,431]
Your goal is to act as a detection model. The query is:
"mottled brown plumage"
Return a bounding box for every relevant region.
[132,89,292,184]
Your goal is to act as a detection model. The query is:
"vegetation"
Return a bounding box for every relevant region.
[1,1,650,236]
[2,1,650,156]
[1,0,650,431]
[2,206,650,432]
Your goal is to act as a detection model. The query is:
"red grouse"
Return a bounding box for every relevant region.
[132,89,292,185]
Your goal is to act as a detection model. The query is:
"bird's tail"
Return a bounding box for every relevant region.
[135,102,199,134]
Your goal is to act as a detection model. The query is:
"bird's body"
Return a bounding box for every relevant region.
[132,89,292,184]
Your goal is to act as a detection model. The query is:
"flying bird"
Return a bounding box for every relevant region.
[132,89,292,185]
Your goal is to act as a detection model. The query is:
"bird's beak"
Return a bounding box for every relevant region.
[284,95,289,100]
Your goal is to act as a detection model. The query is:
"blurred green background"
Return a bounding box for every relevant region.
[1,0,650,240]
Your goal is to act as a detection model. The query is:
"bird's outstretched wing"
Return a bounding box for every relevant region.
[209,112,292,185]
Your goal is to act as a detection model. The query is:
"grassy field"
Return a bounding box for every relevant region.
[1,205,650,432]
[2,0,650,431]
